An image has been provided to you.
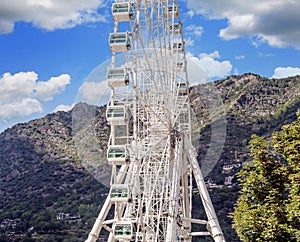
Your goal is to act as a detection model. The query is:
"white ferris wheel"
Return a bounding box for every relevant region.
[85,0,225,241]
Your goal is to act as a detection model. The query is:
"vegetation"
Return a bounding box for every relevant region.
[232,112,300,241]
[1,73,300,241]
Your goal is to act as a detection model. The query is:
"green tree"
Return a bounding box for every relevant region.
[273,112,300,240]
[232,112,300,242]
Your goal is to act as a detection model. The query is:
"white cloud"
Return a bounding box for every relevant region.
[200,51,220,59]
[197,51,232,79]
[187,51,232,84]
[187,55,209,85]
[271,67,300,79]
[186,0,300,49]
[184,25,203,47]
[186,10,195,18]
[34,74,71,101]
[235,55,245,60]
[0,72,37,103]
[0,72,70,121]
[0,98,43,120]
[184,37,194,47]
[54,104,75,113]
[258,52,274,57]
[0,0,107,33]
[78,80,109,105]
[185,25,204,37]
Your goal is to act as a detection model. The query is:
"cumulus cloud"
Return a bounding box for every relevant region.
[187,55,209,85]
[200,51,220,59]
[0,72,37,102]
[0,72,70,121]
[0,98,43,120]
[78,80,109,105]
[34,74,71,101]
[54,104,75,113]
[187,51,232,84]
[187,0,300,49]
[0,0,107,33]
[197,51,232,79]
[271,67,300,79]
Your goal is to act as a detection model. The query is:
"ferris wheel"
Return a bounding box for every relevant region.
[85,0,225,241]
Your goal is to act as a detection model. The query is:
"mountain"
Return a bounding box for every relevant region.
[0,73,299,241]
[192,73,300,182]
[0,104,110,241]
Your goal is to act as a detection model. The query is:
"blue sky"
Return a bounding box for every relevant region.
[1,0,300,132]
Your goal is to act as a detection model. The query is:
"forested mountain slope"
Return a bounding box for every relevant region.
[1,73,299,241]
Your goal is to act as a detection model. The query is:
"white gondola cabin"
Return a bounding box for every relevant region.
[177,82,188,95]
[112,2,134,22]
[107,145,129,165]
[106,105,128,124]
[109,32,131,52]
[169,22,182,34]
[167,5,179,17]
[107,67,129,87]
[173,42,184,52]
[113,222,136,241]
[110,184,132,202]
[175,60,185,72]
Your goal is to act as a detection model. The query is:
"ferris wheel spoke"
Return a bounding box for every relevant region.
[86,1,225,242]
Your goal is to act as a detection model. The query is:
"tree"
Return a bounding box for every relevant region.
[273,112,300,240]
[232,112,300,242]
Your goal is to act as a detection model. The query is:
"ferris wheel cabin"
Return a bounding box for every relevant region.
[169,22,182,34]
[176,62,185,72]
[167,5,179,17]
[110,184,132,202]
[107,67,129,87]
[113,222,136,241]
[106,105,128,124]
[112,2,134,22]
[173,41,184,52]
[107,145,129,165]
[109,32,131,52]
[177,82,188,95]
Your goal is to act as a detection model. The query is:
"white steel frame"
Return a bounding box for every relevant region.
[86,0,225,241]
